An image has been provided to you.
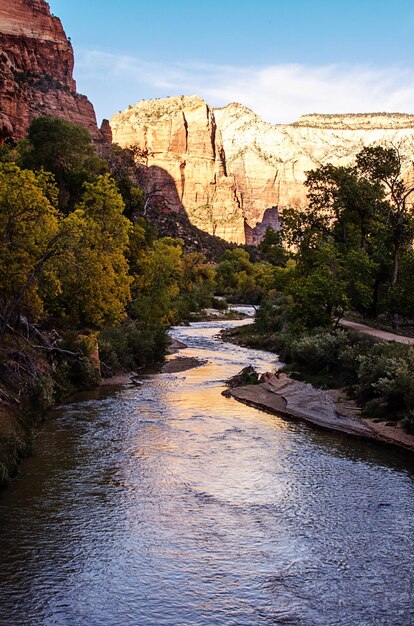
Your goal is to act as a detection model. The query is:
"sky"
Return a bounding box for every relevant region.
[48,0,414,125]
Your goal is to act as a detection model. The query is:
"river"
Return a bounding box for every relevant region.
[0,317,414,626]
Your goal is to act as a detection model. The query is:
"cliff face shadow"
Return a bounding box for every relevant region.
[137,164,186,216]
[134,164,231,258]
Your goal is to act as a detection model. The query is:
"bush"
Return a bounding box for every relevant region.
[99,321,168,372]
[289,330,350,374]
[211,297,228,311]
[357,347,414,420]
[32,374,56,410]
[59,331,102,390]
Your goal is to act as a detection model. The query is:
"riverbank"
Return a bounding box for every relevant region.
[3,317,413,626]
[225,371,414,453]
[0,333,179,489]
[222,326,414,453]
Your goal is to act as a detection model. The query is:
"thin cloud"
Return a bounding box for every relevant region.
[76,50,414,123]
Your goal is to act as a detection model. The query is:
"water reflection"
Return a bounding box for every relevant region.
[0,319,413,626]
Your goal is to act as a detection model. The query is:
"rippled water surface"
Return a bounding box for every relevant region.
[1,317,414,626]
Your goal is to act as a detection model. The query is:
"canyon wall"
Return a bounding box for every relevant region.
[111,96,246,243]
[111,97,414,244]
[0,0,100,141]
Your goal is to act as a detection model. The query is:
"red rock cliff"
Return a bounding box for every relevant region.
[0,0,99,141]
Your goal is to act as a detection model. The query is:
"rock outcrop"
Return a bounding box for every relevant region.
[245,207,279,246]
[111,96,246,243]
[0,0,100,141]
[111,97,414,244]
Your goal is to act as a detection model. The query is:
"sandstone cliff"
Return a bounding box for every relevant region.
[0,0,99,141]
[111,96,246,243]
[215,103,414,219]
[111,97,414,244]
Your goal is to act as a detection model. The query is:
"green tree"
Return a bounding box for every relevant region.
[50,175,132,327]
[215,248,254,295]
[175,252,216,319]
[285,145,414,319]
[0,163,61,344]
[304,164,386,251]
[100,143,144,220]
[129,236,183,327]
[287,243,349,328]
[258,227,289,266]
[18,116,106,212]
[356,145,414,288]
[215,248,274,304]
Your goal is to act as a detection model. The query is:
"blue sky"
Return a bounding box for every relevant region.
[49,0,414,124]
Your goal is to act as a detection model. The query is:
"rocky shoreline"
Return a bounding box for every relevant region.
[225,371,414,453]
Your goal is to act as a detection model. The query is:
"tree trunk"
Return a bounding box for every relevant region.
[370,277,381,319]
[391,244,400,290]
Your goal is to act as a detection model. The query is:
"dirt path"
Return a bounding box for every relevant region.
[339,319,414,345]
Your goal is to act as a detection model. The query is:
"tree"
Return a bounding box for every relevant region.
[215,248,254,295]
[50,175,132,327]
[356,145,414,288]
[287,243,349,328]
[100,143,145,220]
[18,116,106,212]
[258,227,289,266]
[215,248,274,303]
[175,252,216,318]
[0,163,61,345]
[304,163,386,251]
[285,145,414,320]
[128,236,183,327]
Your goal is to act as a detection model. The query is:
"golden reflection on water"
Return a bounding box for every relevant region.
[147,354,296,508]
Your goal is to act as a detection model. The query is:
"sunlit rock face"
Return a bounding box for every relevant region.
[111,99,414,245]
[110,96,246,243]
[216,104,414,215]
[0,0,100,141]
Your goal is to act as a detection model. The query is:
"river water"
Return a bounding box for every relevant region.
[0,317,414,626]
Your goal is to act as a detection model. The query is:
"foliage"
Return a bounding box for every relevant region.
[174,252,216,320]
[245,293,414,429]
[0,162,60,343]
[48,175,132,327]
[215,248,274,303]
[258,227,289,266]
[100,143,145,219]
[128,235,183,326]
[278,144,414,325]
[18,116,106,212]
[287,242,349,328]
[99,320,168,371]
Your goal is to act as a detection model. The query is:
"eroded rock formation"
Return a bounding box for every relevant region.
[0,0,99,141]
[111,96,246,243]
[111,96,414,244]
[216,104,414,215]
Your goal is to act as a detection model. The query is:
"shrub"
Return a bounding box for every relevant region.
[32,374,56,411]
[357,348,414,420]
[59,331,101,390]
[289,330,350,375]
[99,321,168,372]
